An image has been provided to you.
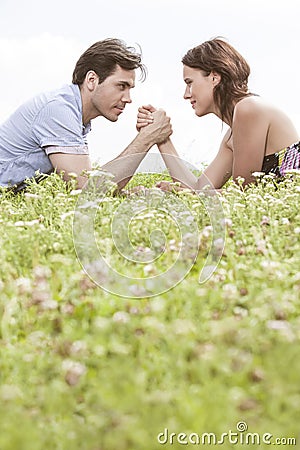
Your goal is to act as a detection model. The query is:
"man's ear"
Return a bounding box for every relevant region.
[85,70,99,91]
[211,71,221,87]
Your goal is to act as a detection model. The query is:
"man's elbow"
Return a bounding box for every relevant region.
[75,175,89,189]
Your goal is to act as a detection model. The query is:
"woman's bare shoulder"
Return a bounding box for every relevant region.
[233,96,280,124]
[234,96,267,114]
[235,95,285,114]
[234,96,299,149]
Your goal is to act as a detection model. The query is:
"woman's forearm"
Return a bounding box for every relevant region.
[158,139,221,190]
[158,139,199,190]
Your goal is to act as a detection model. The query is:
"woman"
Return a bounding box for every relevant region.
[137,38,299,190]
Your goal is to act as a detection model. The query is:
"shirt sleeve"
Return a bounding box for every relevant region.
[32,99,88,149]
[44,145,89,155]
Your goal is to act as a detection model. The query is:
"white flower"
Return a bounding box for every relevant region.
[39,299,58,311]
[112,311,130,324]
[260,215,270,226]
[281,218,290,225]
[256,239,267,254]
[214,238,225,248]
[260,260,279,269]
[143,264,154,275]
[221,218,233,228]
[63,360,87,386]
[70,340,88,355]
[60,211,75,220]
[70,189,82,196]
[140,212,155,219]
[223,283,238,294]
[93,317,111,330]
[202,225,213,238]
[33,265,51,280]
[14,219,40,227]
[16,277,32,293]
[172,319,196,335]
[24,193,40,199]
[52,242,61,251]
[252,171,265,177]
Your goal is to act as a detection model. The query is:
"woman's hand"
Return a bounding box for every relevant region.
[136,104,157,131]
[155,180,190,193]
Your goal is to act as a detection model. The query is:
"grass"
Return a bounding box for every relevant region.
[0,171,299,449]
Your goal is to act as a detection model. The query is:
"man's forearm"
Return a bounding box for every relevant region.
[102,109,172,190]
[102,132,154,190]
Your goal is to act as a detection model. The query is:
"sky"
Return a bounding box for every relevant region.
[0,0,299,168]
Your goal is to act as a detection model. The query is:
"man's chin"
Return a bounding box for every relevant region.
[105,114,118,122]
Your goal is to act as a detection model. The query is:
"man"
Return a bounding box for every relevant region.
[0,39,172,190]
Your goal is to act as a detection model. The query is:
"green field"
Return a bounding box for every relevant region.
[0,171,299,449]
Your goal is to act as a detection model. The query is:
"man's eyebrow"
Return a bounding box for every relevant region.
[118,80,135,88]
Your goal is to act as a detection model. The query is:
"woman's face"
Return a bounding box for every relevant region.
[183,65,218,117]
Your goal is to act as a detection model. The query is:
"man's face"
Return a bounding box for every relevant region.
[91,65,136,122]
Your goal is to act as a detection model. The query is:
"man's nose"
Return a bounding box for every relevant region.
[122,91,132,103]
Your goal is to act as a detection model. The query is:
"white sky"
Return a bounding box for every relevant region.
[0,0,299,167]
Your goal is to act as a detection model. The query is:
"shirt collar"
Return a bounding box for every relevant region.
[70,83,91,133]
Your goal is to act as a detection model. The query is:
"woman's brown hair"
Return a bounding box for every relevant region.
[182,38,253,124]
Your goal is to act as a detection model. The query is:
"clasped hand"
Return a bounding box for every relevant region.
[137,105,172,145]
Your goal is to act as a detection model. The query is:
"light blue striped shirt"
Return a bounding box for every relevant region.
[0,84,91,188]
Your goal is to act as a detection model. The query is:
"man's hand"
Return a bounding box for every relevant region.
[100,105,171,191]
[137,105,172,145]
[136,104,156,131]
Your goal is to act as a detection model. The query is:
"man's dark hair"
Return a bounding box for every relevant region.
[72,38,146,85]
